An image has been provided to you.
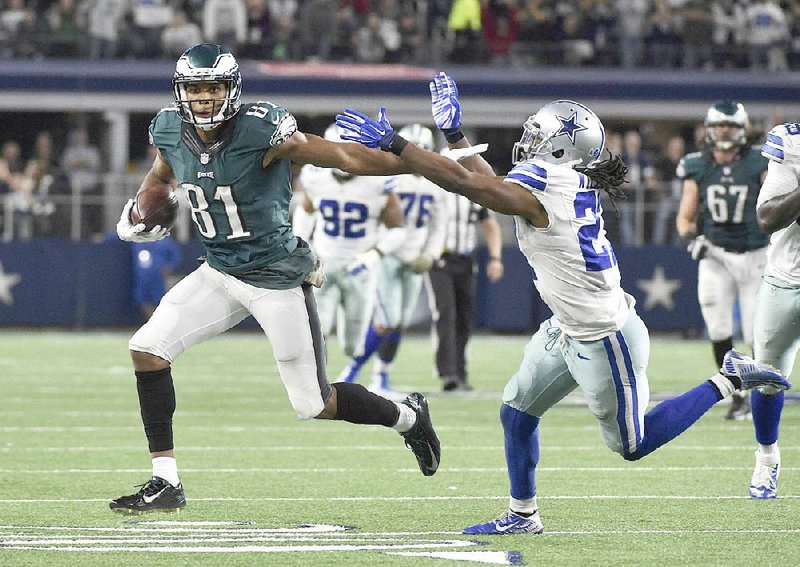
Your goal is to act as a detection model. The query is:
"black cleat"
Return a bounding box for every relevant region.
[109,476,186,515]
[401,393,440,476]
[726,391,752,421]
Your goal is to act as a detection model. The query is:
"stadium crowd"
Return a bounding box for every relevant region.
[0,0,797,70]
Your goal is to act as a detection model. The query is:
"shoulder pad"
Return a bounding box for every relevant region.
[149,106,181,149]
[240,102,298,147]
[505,161,548,191]
[676,151,703,179]
[762,123,800,164]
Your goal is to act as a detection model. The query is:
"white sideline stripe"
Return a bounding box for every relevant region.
[1,494,798,504]
[5,445,800,452]
[1,466,794,474]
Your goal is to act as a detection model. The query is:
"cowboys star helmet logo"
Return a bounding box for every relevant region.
[554,111,588,144]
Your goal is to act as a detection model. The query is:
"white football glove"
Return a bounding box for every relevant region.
[429,72,462,131]
[347,249,382,276]
[116,199,169,243]
[409,253,434,274]
[687,235,708,261]
[304,256,327,288]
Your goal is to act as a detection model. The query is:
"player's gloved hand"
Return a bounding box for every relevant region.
[116,199,169,243]
[687,235,708,261]
[409,253,434,274]
[429,72,462,134]
[336,107,398,152]
[347,249,382,276]
[304,256,327,288]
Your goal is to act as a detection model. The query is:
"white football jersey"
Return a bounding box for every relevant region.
[386,174,447,263]
[299,165,392,268]
[758,123,800,285]
[505,159,631,340]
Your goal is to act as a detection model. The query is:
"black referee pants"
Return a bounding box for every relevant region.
[427,253,475,386]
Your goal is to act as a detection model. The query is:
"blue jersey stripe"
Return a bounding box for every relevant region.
[761,143,785,162]
[767,133,784,147]
[507,170,547,191]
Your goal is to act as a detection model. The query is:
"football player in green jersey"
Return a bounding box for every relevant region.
[676,101,770,420]
[110,44,440,515]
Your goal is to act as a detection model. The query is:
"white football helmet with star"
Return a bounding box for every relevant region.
[512,100,605,167]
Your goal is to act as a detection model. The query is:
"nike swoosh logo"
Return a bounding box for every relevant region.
[493,521,518,533]
[142,487,167,504]
[577,353,590,360]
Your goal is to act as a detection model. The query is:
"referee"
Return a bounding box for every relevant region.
[426,192,504,391]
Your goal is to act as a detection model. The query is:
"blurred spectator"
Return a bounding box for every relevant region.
[711,0,747,68]
[0,0,37,59]
[681,0,714,69]
[161,10,203,59]
[482,0,519,65]
[646,0,681,68]
[616,0,649,68]
[353,12,391,63]
[561,11,594,66]
[81,0,126,59]
[61,128,101,195]
[745,0,789,71]
[45,0,83,58]
[203,0,247,51]
[299,0,337,61]
[128,0,173,59]
[329,3,360,62]
[651,134,686,245]
[448,0,485,64]
[240,0,271,59]
[396,12,424,63]
[132,236,182,320]
[789,2,800,70]
[618,129,657,246]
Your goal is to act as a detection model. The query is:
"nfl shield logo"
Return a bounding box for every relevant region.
[200,153,210,165]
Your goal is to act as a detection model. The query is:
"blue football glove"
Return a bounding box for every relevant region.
[336,107,398,151]
[429,72,462,133]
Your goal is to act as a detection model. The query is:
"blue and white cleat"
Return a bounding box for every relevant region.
[749,451,780,499]
[336,363,359,383]
[463,511,544,535]
[721,351,792,391]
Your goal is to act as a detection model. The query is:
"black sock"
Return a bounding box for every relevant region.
[330,382,400,427]
[135,368,176,452]
[712,337,734,369]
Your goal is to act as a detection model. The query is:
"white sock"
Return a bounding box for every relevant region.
[152,456,180,487]
[757,444,780,464]
[709,373,736,399]
[510,495,538,516]
[392,402,417,433]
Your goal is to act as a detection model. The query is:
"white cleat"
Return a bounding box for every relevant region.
[749,451,780,499]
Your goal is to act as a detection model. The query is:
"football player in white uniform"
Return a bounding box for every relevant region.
[676,101,769,420]
[747,123,800,498]
[335,72,791,534]
[293,124,406,360]
[338,124,448,399]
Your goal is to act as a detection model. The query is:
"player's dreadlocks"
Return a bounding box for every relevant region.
[575,151,629,214]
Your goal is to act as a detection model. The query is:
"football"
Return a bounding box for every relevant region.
[130,183,179,231]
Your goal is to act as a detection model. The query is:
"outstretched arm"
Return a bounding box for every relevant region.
[336,107,547,227]
[266,130,411,175]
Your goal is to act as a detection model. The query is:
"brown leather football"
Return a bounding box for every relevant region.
[130,183,179,231]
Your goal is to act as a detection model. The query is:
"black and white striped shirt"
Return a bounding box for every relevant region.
[442,193,491,255]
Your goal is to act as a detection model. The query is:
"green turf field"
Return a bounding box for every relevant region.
[0,330,797,566]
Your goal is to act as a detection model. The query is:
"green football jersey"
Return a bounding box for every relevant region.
[677,146,769,252]
[149,102,314,289]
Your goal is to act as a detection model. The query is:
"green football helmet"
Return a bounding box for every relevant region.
[173,43,242,131]
[705,100,748,151]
